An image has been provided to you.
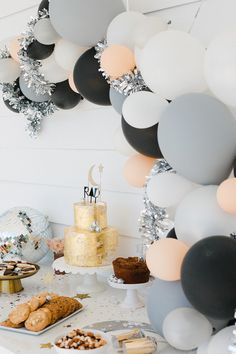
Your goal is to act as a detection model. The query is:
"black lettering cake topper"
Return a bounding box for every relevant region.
[84,164,104,203]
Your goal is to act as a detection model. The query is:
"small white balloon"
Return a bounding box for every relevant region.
[113,126,136,156]
[40,54,69,83]
[163,308,212,351]
[122,91,168,129]
[133,15,167,49]
[140,30,207,99]
[197,339,210,354]
[147,172,197,208]
[54,39,88,71]
[107,11,145,50]
[175,185,236,246]
[205,30,236,107]
[208,326,234,354]
[34,18,59,45]
[0,58,20,83]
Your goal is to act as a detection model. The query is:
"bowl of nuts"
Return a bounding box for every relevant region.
[54,328,110,353]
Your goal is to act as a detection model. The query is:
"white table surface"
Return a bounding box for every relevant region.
[0,266,165,354]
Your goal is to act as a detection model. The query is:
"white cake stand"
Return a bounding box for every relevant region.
[53,257,112,294]
[108,276,153,310]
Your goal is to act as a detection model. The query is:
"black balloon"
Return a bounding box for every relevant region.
[38,0,49,12]
[51,80,82,110]
[73,48,111,106]
[233,157,236,177]
[167,228,177,239]
[3,99,20,113]
[3,78,24,113]
[181,236,236,319]
[122,116,163,158]
[27,40,54,60]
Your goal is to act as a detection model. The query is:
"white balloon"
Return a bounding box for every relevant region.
[140,30,207,99]
[134,46,142,69]
[163,308,212,351]
[196,339,210,354]
[205,30,236,107]
[146,172,197,208]
[54,39,88,71]
[133,15,167,49]
[107,11,145,50]
[175,185,236,246]
[34,18,59,45]
[113,126,136,156]
[208,326,234,354]
[0,58,20,83]
[40,54,69,83]
[122,91,168,129]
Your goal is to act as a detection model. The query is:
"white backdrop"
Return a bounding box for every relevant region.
[0,0,234,255]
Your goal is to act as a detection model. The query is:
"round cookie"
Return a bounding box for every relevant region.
[0,319,24,328]
[25,308,51,332]
[9,303,31,325]
[36,293,47,307]
[28,297,40,312]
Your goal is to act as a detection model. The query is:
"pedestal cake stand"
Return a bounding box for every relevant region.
[53,257,112,294]
[108,276,153,310]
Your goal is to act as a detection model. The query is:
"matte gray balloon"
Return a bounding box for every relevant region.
[158,93,236,185]
[109,87,127,115]
[19,75,50,102]
[146,279,192,336]
[49,0,125,46]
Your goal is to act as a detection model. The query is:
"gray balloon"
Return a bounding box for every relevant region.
[146,279,192,336]
[19,75,50,102]
[158,93,236,185]
[109,87,127,115]
[49,0,125,47]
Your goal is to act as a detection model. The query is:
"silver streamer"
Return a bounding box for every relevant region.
[18,9,55,96]
[95,40,148,96]
[229,311,236,353]
[139,159,175,253]
[1,81,56,137]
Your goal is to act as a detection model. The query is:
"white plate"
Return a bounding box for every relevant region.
[0,305,85,336]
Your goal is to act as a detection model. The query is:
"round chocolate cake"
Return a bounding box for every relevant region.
[112,257,150,284]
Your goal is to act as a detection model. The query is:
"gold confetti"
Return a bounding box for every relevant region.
[40,343,53,349]
[74,293,91,299]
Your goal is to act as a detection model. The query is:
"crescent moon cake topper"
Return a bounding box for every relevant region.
[84,164,104,203]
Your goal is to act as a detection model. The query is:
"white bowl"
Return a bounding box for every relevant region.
[54,329,110,354]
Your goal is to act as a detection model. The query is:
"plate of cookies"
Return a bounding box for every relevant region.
[0,260,39,280]
[0,292,85,336]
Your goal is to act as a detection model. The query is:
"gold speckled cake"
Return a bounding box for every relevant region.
[64,199,118,267]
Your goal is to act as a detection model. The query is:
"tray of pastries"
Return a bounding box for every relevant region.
[0,292,84,336]
[0,260,39,280]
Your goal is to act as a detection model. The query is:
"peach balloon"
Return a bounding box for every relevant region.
[68,73,79,93]
[123,154,156,188]
[100,45,136,79]
[217,178,236,214]
[146,238,189,281]
[8,36,22,63]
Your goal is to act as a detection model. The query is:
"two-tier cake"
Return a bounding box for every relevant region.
[64,198,118,267]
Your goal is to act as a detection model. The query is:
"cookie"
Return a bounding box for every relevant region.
[25,308,51,332]
[36,293,47,307]
[28,297,40,312]
[0,319,24,328]
[9,303,31,325]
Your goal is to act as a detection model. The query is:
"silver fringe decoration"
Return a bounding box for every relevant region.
[95,40,148,96]
[139,159,175,254]
[18,9,55,96]
[229,311,236,353]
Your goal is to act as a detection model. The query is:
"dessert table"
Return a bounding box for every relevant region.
[0,265,166,354]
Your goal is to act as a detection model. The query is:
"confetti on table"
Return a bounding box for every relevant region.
[74,293,91,300]
[40,343,53,349]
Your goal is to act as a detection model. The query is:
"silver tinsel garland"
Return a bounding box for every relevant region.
[139,159,175,252]
[18,9,55,96]
[95,40,148,96]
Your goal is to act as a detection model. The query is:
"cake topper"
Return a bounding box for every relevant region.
[84,164,104,203]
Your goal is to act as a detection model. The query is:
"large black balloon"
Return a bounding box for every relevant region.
[3,99,20,113]
[181,236,236,319]
[38,0,49,12]
[51,80,82,110]
[122,116,163,158]
[27,40,54,60]
[73,48,111,106]
[167,228,177,239]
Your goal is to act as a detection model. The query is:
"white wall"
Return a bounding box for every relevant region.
[0,0,234,255]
